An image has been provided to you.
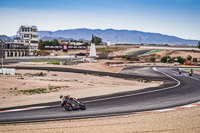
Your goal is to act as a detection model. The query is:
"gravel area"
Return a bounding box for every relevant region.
[0,68,161,108]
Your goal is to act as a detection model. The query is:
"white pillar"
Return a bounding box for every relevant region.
[17,51,19,57]
[89,43,96,57]
[13,51,15,57]
[8,51,10,57]
[5,51,7,58]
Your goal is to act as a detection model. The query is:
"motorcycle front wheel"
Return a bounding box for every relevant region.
[80,103,86,110]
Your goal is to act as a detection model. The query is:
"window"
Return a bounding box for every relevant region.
[24,34,30,38]
[31,40,38,43]
[32,35,38,38]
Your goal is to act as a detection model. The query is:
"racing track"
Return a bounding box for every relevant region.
[0,66,200,124]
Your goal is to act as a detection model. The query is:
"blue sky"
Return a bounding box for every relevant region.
[0,0,200,40]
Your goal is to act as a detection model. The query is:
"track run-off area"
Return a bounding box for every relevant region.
[0,66,200,124]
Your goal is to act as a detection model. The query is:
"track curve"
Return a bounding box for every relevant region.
[0,66,200,124]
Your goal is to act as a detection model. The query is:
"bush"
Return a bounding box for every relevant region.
[187,55,192,61]
[177,56,186,64]
[122,55,140,61]
[161,56,167,63]
[161,56,186,64]
[20,88,47,94]
[193,58,197,62]
[150,57,156,62]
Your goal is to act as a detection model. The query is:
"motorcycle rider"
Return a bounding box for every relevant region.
[60,95,73,107]
[179,68,182,75]
[189,69,193,76]
[60,94,86,111]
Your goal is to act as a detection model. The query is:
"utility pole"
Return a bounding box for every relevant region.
[116,35,118,44]
[49,32,52,38]
[0,40,4,69]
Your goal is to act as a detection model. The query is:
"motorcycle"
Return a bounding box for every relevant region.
[62,97,86,111]
[189,71,192,76]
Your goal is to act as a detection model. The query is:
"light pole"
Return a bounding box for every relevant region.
[0,40,4,69]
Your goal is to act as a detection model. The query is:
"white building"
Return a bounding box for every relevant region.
[107,40,114,46]
[1,26,39,58]
[16,25,39,56]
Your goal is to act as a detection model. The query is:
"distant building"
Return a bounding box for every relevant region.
[16,25,39,55]
[4,42,29,58]
[107,40,114,46]
[58,40,88,45]
[2,25,39,58]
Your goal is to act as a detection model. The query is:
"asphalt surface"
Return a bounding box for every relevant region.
[0,66,200,124]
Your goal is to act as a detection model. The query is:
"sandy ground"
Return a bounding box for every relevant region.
[7,60,124,73]
[169,51,200,59]
[138,49,200,63]
[0,106,199,133]
[0,69,161,108]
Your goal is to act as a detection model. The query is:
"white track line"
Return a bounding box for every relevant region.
[84,67,180,103]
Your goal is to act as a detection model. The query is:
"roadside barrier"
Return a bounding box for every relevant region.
[0,68,15,75]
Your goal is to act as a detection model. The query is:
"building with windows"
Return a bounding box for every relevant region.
[4,42,29,58]
[1,25,39,58]
[16,25,39,55]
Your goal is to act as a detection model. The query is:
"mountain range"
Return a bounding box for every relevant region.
[0,35,13,42]
[1,28,199,46]
[38,28,199,46]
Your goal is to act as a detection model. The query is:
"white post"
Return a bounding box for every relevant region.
[13,51,15,57]
[5,51,7,58]
[89,43,97,57]
[0,40,3,69]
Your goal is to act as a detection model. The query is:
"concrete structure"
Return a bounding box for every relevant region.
[4,42,29,58]
[0,41,5,59]
[89,43,97,57]
[107,40,112,46]
[107,40,115,46]
[17,25,39,56]
[89,34,97,57]
[1,25,39,58]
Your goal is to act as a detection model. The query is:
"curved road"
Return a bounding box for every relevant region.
[0,66,200,124]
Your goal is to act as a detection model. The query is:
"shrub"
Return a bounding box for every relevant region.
[150,57,156,62]
[161,56,167,63]
[187,55,192,61]
[177,56,186,64]
[193,58,197,62]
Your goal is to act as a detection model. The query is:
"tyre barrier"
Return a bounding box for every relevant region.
[0,68,16,75]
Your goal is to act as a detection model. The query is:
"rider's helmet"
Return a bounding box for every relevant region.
[60,94,63,99]
[65,95,70,99]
